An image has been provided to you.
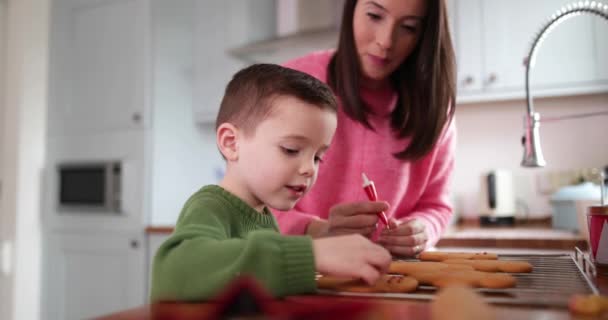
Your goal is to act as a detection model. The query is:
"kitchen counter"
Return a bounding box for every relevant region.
[437,218,587,250]
[147,218,588,251]
[130,223,603,320]
[99,262,608,320]
[96,297,582,320]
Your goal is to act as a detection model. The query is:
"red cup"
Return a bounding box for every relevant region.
[587,205,608,266]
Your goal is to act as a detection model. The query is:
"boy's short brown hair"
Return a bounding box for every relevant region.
[216,64,337,135]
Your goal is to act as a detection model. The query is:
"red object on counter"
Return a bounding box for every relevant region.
[588,205,608,266]
[362,173,390,229]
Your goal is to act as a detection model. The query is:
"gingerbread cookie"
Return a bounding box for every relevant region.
[569,294,608,317]
[419,251,499,262]
[317,274,419,293]
[389,261,475,275]
[443,259,532,273]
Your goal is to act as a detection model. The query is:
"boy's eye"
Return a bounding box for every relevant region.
[314,156,324,164]
[280,146,299,156]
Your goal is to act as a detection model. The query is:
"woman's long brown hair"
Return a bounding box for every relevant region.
[328,0,456,160]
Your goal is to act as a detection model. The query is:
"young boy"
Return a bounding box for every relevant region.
[150,64,391,302]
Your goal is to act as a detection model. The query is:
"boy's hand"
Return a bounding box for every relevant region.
[312,234,392,285]
[377,218,428,257]
[324,201,390,237]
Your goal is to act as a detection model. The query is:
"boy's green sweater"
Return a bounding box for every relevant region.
[149,185,317,302]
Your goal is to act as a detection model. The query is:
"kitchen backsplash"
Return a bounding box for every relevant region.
[452,92,608,220]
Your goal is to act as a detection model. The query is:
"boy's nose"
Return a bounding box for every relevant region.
[299,159,315,177]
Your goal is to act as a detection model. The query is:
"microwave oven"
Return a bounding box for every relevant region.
[57,161,122,213]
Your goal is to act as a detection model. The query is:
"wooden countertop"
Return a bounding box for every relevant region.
[98,267,608,320]
[437,218,587,250]
[106,224,606,320]
[96,297,578,320]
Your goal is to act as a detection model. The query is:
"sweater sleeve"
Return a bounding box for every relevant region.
[150,208,316,302]
[408,120,457,247]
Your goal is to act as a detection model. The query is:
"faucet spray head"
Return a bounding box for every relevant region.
[521,112,546,167]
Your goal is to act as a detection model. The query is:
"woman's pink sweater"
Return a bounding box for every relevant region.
[275,51,456,247]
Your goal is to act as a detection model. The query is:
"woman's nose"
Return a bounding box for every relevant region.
[376,24,395,51]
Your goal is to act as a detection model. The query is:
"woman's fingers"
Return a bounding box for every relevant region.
[332,213,378,228]
[330,201,389,217]
[385,244,424,257]
[377,218,428,257]
[382,218,425,236]
[331,226,377,236]
[327,201,390,235]
[378,233,427,247]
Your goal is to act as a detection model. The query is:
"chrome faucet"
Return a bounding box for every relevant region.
[522,1,608,167]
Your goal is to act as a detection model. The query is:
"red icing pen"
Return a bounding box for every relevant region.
[361,173,390,229]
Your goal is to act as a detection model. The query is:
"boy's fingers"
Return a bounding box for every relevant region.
[357,265,381,285]
[366,245,392,272]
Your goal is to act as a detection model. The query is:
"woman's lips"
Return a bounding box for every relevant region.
[367,54,389,67]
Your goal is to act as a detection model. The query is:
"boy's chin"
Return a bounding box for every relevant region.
[270,201,298,212]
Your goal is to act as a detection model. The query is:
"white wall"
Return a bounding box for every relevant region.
[149,0,225,225]
[453,93,608,219]
[0,0,49,319]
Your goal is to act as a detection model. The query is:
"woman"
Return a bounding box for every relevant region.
[275,0,456,257]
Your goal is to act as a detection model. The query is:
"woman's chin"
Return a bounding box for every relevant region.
[361,71,391,88]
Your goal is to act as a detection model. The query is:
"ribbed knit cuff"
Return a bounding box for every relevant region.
[279,236,316,296]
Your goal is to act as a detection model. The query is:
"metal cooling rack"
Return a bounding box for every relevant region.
[318,249,598,307]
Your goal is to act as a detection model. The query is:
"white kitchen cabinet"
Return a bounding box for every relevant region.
[43,0,151,318]
[42,231,145,320]
[596,18,608,81]
[453,0,608,103]
[43,131,146,231]
[48,0,150,136]
[451,0,484,93]
[145,232,171,297]
[193,0,275,123]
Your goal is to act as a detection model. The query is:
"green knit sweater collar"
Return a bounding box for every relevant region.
[202,185,276,227]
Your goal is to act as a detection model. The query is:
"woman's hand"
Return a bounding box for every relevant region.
[313,234,392,285]
[323,201,390,237]
[378,218,428,257]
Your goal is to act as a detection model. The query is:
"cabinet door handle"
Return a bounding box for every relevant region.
[132,112,142,124]
[485,73,498,85]
[130,239,139,249]
[462,76,475,86]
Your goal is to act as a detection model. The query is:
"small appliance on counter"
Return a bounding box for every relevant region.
[587,169,607,266]
[550,181,602,239]
[479,169,516,226]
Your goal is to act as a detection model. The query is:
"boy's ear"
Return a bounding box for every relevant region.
[217,123,239,161]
